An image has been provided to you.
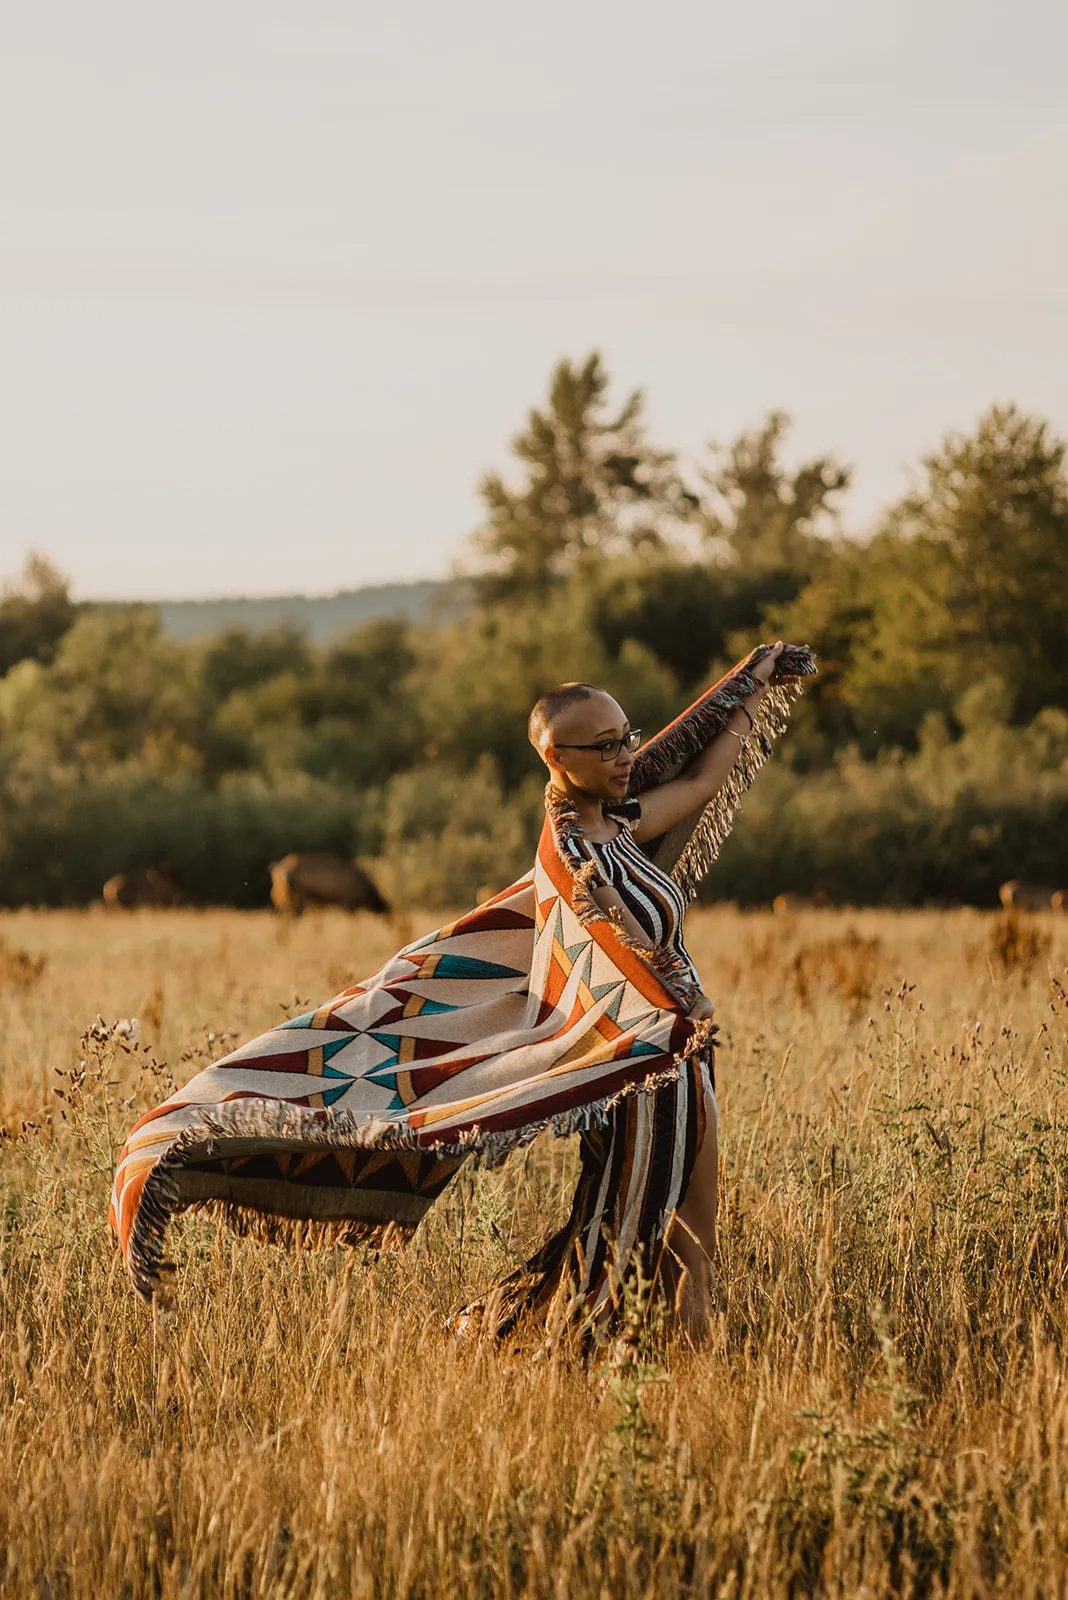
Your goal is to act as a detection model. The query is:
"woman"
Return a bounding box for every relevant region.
[523,646,782,1337]
[109,642,814,1346]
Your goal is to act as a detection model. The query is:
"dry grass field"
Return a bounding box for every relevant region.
[1,903,1067,1598]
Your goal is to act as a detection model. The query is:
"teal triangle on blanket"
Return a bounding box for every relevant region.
[426,955,525,981]
[550,902,564,944]
[321,1037,353,1065]
[591,979,622,1001]
[278,1010,318,1030]
[602,984,626,1022]
[364,1073,407,1111]
[564,940,587,964]
[629,1039,664,1058]
[319,1082,351,1107]
[322,1058,356,1080]
[416,997,461,1015]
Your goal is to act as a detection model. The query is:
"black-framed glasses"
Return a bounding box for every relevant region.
[554,729,642,762]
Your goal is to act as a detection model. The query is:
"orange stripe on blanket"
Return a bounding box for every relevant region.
[115,1167,151,1253]
[536,827,681,1014]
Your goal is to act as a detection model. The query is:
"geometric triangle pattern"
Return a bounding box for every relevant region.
[111,644,812,1319]
[109,794,703,1304]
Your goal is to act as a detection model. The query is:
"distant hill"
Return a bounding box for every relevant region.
[109,578,463,640]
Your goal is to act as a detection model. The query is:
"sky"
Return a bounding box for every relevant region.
[1,0,1066,600]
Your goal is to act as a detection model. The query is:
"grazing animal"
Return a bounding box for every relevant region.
[103,863,184,910]
[772,891,829,915]
[998,880,1057,912]
[1051,890,1067,913]
[269,853,390,916]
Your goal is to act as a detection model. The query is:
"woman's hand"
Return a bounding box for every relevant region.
[630,640,787,847]
[751,640,785,686]
[686,994,717,1024]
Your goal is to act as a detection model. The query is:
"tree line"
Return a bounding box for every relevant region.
[1,352,1066,908]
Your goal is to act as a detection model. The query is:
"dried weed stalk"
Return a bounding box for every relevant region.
[988,909,1053,978]
[791,928,883,1013]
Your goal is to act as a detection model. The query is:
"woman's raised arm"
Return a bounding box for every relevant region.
[630,642,785,846]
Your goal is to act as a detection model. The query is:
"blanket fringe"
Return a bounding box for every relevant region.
[629,644,816,899]
[667,677,803,900]
[181,1205,415,1255]
[126,1027,710,1306]
[546,789,704,1008]
[121,648,812,1310]
[544,643,816,910]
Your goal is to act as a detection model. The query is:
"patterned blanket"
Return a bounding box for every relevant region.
[109,645,815,1327]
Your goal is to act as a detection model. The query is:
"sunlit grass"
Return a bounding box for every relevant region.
[1,905,1066,1597]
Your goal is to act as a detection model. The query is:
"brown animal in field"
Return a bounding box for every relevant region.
[772,891,829,915]
[269,852,390,916]
[476,884,504,905]
[103,862,184,909]
[998,880,1057,912]
[1051,889,1067,912]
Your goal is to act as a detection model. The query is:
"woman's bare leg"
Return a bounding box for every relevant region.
[663,1085,718,1344]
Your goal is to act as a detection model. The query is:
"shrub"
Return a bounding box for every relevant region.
[0,768,383,908]
[373,758,543,908]
[987,912,1053,980]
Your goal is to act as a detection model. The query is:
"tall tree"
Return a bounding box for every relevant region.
[701,411,850,576]
[884,404,1068,720]
[469,353,698,600]
[198,625,312,708]
[1,607,199,771]
[412,586,679,789]
[0,552,77,676]
[766,404,1068,755]
[205,619,425,786]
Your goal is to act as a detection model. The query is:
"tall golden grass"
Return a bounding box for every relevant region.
[1,904,1067,1598]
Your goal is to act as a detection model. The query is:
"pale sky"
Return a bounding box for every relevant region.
[1,1,1065,600]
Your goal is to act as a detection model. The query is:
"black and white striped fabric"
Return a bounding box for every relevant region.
[451,1051,711,1346]
[561,811,702,993]
[448,809,715,1346]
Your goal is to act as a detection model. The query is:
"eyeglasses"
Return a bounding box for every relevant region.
[553,729,642,762]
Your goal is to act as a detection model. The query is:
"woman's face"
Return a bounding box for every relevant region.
[543,691,636,800]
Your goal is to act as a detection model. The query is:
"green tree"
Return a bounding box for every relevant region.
[469,352,698,600]
[303,619,425,785]
[198,624,312,707]
[756,533,945,759]
[884,404,1068,720]
[195,625,314,779]
[413,586,679,789]
[701,411,850,577]
[376,756,542,907]
[579,416,849,690]
[0,552,77,676]
[0,607,200,772]
[210,619,424,787]
[766,404,1068,757]
[589,554,807,691]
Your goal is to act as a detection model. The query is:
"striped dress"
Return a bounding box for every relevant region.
[562,809,703,996]
[495,802,712,1336]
